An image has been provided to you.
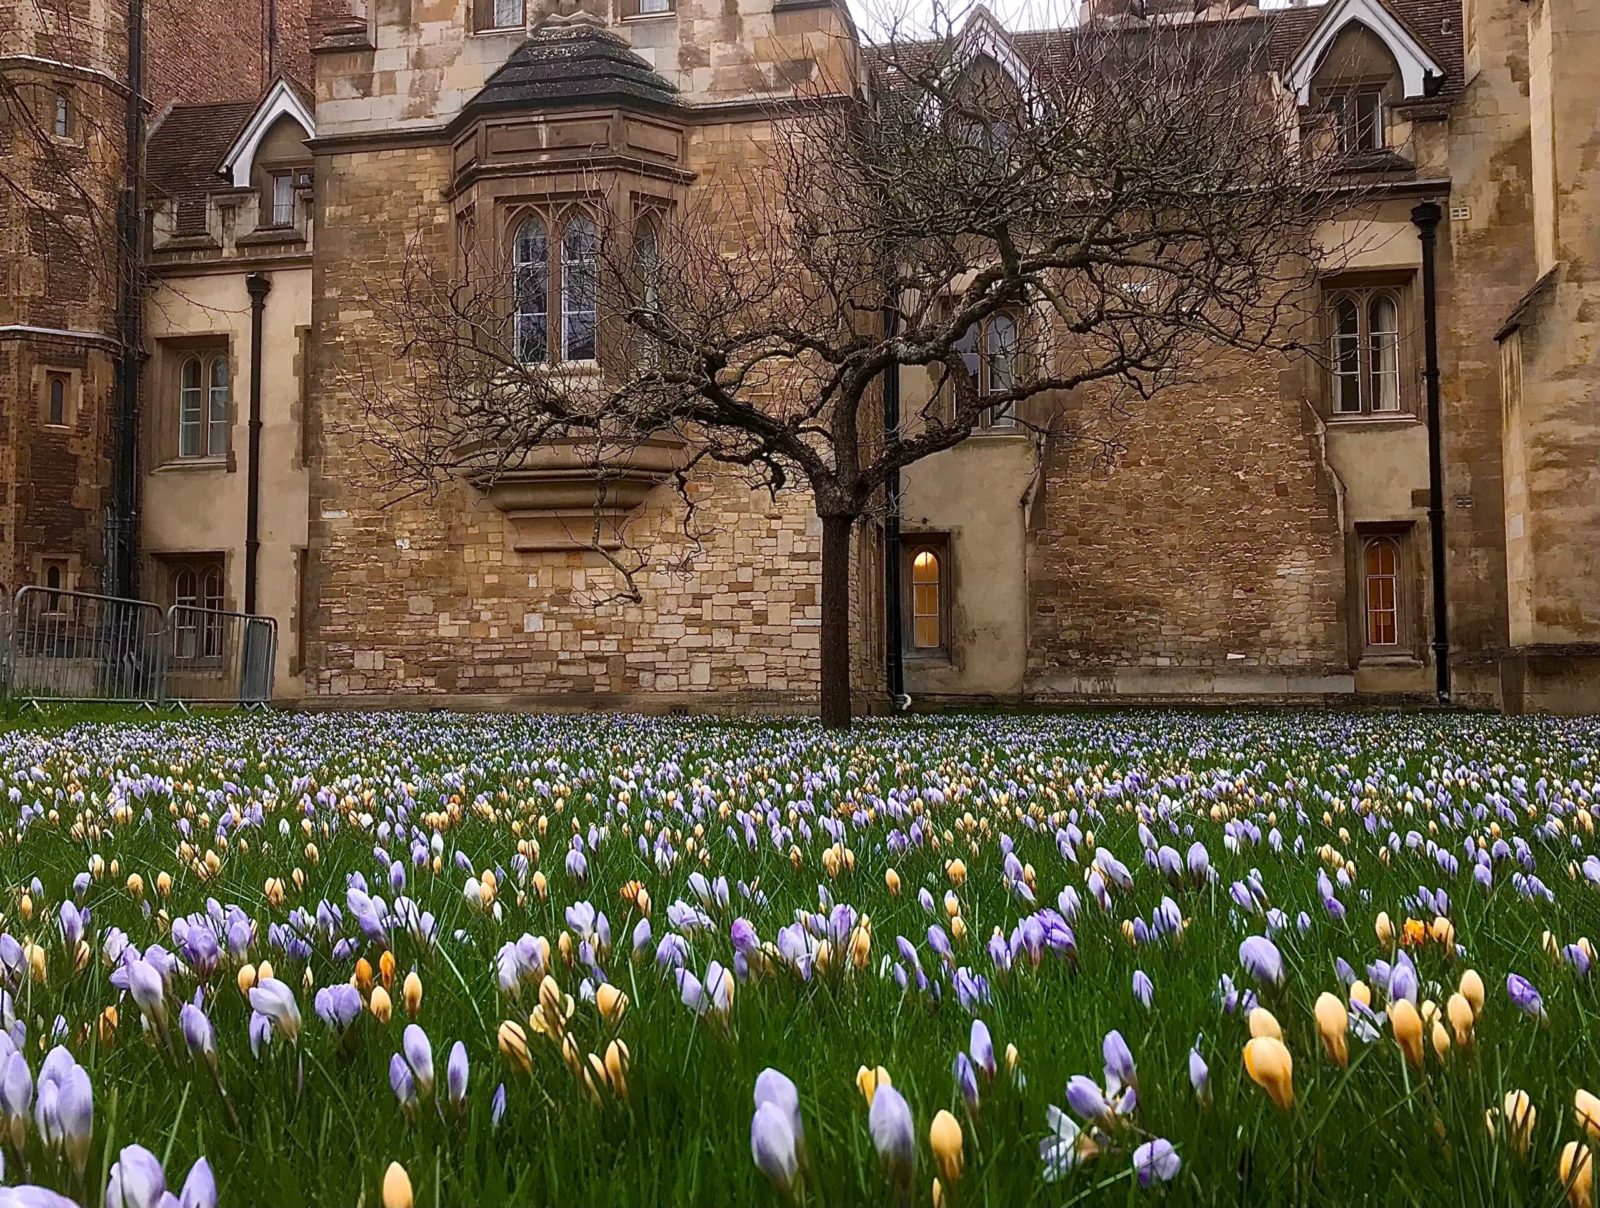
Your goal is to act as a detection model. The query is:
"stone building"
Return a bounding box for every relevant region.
[0,0,312,601]
[10,0,1597,713]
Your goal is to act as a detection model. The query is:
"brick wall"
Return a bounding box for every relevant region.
[147,0,313,109]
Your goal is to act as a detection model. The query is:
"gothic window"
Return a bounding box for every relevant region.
[514,216,549,365]
[269,172,295,226]
[513,211,598,365]
[1362,536,1400,647]
[561,215,597,362]
[634,218,663,365]
[53,92,71,138]
[178,352,230,458]
[44,372,69,426]
[1325,286,1406,416]
[955,312,1020,428]
[172,561,225,660]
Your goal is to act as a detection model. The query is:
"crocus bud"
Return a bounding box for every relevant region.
[106,1143,166,1208]
[1243,1037,1294,1111]
[1314,993,1348,1068]
[179,1157,217,1208]
[1388,998,1424,1068]
[1500,1089,1536,1154]
[856,1064,890,1107]
[355,959,374,993]
[929,1110,963,1183]
[869,1083,915,1186]
[1460,969,1486,1016]
[1447,993,1475,1047]
[446,1041,469,1111]
[1247,1007,1281,1041]
[382,1161,413,1208]
[596,983,627,1024]
[1562,1141,1594,1208]
[750,1101,799,1193]
[370,986,393,1024]
[604,1039,629,1098]
[498,1020,531,1075]
[1577,1089,1600,1141]
[402,972,422,1019]
[402,1024,434,1096]
[885,869,901,896]
[1375,911,1394,950]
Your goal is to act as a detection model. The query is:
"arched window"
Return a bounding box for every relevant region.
[634,219,662,365]
[561,214,597,362]
[179,357,203,456]
[1363,536,1399,647]
[207,356,230,456]
[910,547,942,650]
[1368,293,1400,412]
[514,216,549,365]
[47,375,67,426]
[1331,296,1361,414]
[173,566,199,658]
[1327,287,1405,416]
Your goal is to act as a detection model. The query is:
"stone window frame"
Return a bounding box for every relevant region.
[472,0,525,33]
[36,365,81,429]
[621,0,676,20]
[32,554,78,613]
[1349,521,1421,665]
[152,337,235,469]
[509,203,601,367]
[164,555,227,663]
[901,534,953,660]
[1318,272,1418,422]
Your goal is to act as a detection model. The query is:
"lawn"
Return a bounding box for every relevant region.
[1,708,1599,1207]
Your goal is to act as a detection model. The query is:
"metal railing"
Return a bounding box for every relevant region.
[162,605,277,705]
[1,587,166,704]
[0,587,276,708]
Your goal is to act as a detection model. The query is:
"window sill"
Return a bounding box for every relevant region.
[155,458,231,473]
[622,10,676,19]
[1358,652,1423,668]
[471,25,525,35]
[41,422,72,432]
[970,426,1027,437]
[903,650,952,663]
[1326,413,1420,429]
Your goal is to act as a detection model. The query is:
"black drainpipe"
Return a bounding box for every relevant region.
[244,272,271,615]
[1411,201,1450,704]
[112,0,146,598]
[882,299,905,709]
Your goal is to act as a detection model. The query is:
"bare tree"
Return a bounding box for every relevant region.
[353,5,1364,728]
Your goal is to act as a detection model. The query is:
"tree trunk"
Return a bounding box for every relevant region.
[818,512,854,729]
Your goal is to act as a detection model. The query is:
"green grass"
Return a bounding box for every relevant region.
[1,708,1598,1206]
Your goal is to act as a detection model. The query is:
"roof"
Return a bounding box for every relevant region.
[867,0,1462,102]
[459,24,677,120]
[146,100,255,237]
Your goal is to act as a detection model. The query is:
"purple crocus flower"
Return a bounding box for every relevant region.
[105,1143,166,1208]
[313,984,363,1032]
[1189,1046,1210,1104]
[390,1053,417,1112]
[178,1158,217,1208]
[970,1019,996,1079]
[753,1068,804,1148]
[1133,970,1154,1009]
[1506,973,1546,1020]
[953,1052,979,1109]
[491,1082,507,1127]
[1133,1138,1181,1186]
[750,1101,799,1193]
[446,1041,469,1109]
[247,978,301,1042]
[402,1024,434,1095]
[1103,1030,1136,1091]
[867,1084,915,1181]
[1065,1074,1110,1121]
[178,1003,216,1068]
[1239,936,1284,988]
[730,918,759,955]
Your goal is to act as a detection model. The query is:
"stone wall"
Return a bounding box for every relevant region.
[306,129,830,707]
[1024,348,1351,697]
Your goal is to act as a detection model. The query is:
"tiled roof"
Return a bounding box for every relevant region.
[868,0,1463,100]
[459,24,677,120]
[146,100,254,237]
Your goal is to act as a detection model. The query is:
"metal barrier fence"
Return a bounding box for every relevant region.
[162,605,277,705]
[0,586,276,707]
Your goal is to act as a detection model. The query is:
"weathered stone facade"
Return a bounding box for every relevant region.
[17,0,1593,714]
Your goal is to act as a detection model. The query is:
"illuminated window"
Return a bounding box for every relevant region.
[903,538,950,656]
[1363,536,1400,647]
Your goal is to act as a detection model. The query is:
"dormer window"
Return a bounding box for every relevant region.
[1325,89,1385,153]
